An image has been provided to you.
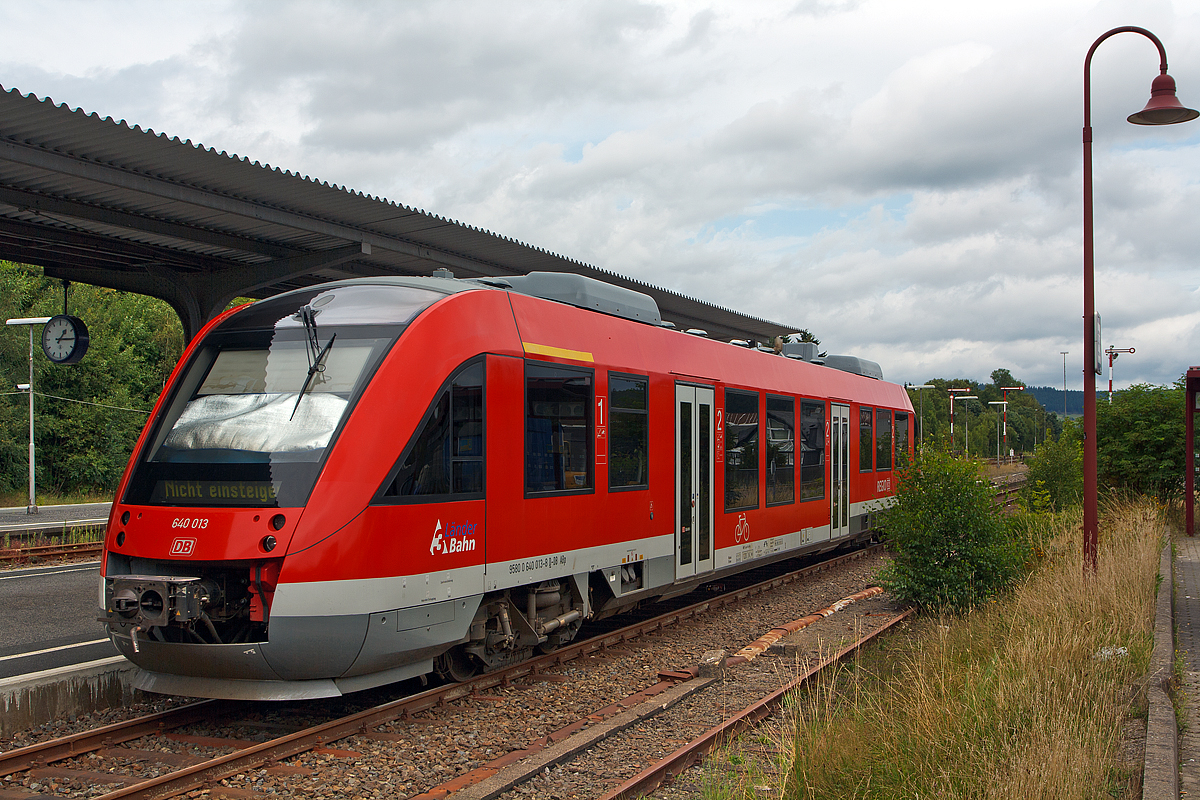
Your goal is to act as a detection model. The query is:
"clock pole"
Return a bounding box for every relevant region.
[6,316,52,514]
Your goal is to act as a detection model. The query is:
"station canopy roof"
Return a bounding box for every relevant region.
[0,85,797,343]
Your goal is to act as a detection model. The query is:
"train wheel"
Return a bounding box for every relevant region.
[433,647,479,682]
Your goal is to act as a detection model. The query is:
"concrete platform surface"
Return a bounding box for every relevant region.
[0,501,111,535]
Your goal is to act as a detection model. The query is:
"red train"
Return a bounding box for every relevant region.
[100,271,913,700]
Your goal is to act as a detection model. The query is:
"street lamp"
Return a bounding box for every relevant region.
[1104,346,1135,403]
[988,401,1007,461]
[912,384,935,451]
[953,395,978,456]
[6,316,52,514]
[1082,26,1197,573]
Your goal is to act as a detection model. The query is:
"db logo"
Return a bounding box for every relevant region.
[170,537,197,556]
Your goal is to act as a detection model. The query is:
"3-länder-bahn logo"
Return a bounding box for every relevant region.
[429,520,478,555]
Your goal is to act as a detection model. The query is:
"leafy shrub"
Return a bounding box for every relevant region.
[1022,419,1083,512]
[878,450,1028,611]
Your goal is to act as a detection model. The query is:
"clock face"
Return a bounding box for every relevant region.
[41,315,89,364]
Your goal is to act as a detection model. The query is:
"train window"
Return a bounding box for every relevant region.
[610,374,649,490]
[895,412,910,463]
[526,363,594,494]
[725,389,759,511]
[876,409,893,472]
[126,283,446,509]
[385,360,485,498]
[799,400,825,501]
[766,395,794,506]
[859,407,873,472]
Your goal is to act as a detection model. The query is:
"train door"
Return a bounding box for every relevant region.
[831,404,850,539]
[676,384,715,579]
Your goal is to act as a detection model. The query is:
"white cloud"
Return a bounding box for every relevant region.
[0,0,1197,390]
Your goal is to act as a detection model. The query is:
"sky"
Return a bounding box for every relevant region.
[0,0,1197,391]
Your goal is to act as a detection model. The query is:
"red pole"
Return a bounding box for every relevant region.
[1108,351,1114,402]
[1188,367,1198,537]
[949,390,954,437]
[1082,26,1185,572]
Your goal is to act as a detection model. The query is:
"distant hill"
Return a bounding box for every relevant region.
[1026,385,1103,417]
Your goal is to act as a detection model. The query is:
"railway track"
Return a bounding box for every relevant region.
[601,607,913,800]
[0,540,103,565]
[993,474,1027,511]
[0,544,892,799]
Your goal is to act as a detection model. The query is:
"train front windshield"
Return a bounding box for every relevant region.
[123,284,446,508]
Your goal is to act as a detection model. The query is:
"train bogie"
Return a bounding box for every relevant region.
[100,271,913,699]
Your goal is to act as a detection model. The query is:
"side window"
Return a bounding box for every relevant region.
[766,395,794,506]
[610,374,649,490]
[725,389,759,511]
[895,412,909,463]
[386,360,484,498]
[876,409,893,471]
[859,406,874,472]
[800,400,825,501]
[526,363,593,494]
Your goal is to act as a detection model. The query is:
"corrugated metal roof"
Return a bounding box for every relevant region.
[0,85,798,342]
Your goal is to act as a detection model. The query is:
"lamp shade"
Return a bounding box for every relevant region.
[1128,72,1200,125]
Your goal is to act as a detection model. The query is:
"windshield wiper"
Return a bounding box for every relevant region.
[291,305,336,420]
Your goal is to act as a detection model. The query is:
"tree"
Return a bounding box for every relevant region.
[787,329,821,345]
[0,263,184,496]
[990,367,1018,388]
[1096,381,1185,500]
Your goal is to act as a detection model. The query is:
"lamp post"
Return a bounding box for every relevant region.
[1104,346,1135,403]
[6,316,52,514]
[999,385,1024,458]
[988,401,1007,461]
[953,395,978,456]
[1082,26,1197,573]
[913,384,935,451]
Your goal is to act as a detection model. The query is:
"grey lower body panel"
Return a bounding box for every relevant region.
[132,658,436,700]
[109,596,481,699]
[133,669,342,700]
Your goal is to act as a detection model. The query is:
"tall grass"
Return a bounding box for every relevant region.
[717,497,1163,799]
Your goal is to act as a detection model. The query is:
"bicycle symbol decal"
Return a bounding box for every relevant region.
[734,513,750,543]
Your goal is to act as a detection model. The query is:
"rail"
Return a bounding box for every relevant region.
[993,475,1027,511]
[601,608,915,799]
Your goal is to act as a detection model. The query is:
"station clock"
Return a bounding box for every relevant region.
[41,314,90,365]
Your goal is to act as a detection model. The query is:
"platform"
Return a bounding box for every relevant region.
[0,501,111,537]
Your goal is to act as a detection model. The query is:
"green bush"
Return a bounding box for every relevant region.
[1022,418,1083,512]
[878,450,1028,611]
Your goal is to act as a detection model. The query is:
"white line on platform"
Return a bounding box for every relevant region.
[0,638,110,664]
[0,563,99,580]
